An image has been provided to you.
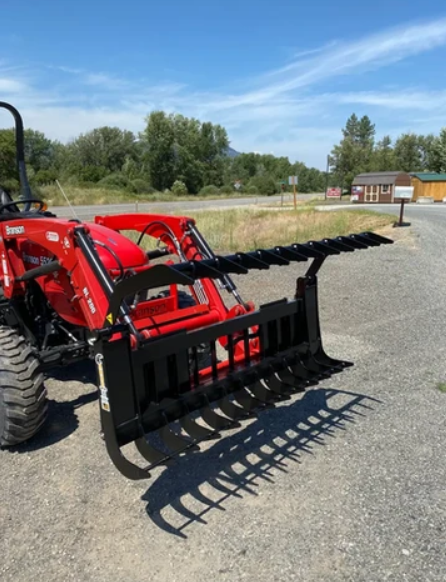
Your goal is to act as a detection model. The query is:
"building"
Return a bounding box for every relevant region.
[411,173,446,202]
[351,171,411,203]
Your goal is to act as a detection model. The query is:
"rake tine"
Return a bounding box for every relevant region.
[200,404,239,430]
[286,354,324,382]
[180,414,221,441]
[218,397,250,421]
[135,437,173,467]
[264,373,303,396]
[322,238,355,252]
[234,252,270,270]
[233,388,266,413]
[361,231,394,245]
[274,246,308,262]
[159,425,200,454]
[254,249,290,266]
[336,235,368,249]
[248,379,281,404]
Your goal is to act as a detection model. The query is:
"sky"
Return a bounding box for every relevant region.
[1,0,446,168]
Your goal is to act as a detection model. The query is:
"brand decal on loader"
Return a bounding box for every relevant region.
[5,225,25,236]
[23,253,54,266]
[95,353,110,412]
[135,302,169,319]
[83,286,97,315]
[45,231,59,242]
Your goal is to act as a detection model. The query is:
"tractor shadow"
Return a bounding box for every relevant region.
[14,361,98,452]
[142,387,380,538]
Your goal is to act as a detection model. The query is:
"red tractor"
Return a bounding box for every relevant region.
[0,102,393,479]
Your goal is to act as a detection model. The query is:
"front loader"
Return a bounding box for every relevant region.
[0,102,393,479]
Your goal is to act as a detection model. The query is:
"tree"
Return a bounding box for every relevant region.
[65,126,137,179]
[393,133,423,172]
[0,129,17,184]
[372,136,395,171]
[432,128,446,172]
[142,111,176,191]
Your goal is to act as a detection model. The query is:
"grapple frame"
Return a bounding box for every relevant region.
[94,231,392,480]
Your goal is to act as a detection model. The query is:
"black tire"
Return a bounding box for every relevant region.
[0,327,48,447]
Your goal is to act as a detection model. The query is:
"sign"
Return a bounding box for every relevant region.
[351,186,363,194]
[326,187,342,198]
[288,175,298,186]
[394,186,414,200]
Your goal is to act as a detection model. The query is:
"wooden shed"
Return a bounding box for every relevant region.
[351,171,411,203]
[411,173,446,202]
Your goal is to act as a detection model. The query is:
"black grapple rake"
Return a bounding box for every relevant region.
[96,231,392,480]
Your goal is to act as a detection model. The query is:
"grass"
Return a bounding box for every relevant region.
[40,184,253,206]
[170,207,395,251]
[437,382,446,393]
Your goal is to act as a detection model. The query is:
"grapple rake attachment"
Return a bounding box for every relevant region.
[95,231,392,480]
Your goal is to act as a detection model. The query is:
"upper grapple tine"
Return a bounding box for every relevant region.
[336,235,368,249]
[274,246,308,262]
[234,252,270,270]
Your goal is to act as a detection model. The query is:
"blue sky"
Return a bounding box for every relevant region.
[1,1,446,168]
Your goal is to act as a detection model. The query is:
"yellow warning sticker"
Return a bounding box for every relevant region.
[95,353,110,413]
[106,313,114,324]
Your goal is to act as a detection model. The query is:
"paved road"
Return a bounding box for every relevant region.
[53,193,324,219]
[1,207,445,581]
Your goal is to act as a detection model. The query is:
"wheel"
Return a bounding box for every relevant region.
[0,327,48,446]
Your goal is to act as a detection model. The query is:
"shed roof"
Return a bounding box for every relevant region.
[352,171,408,186]
[411,173,446,182]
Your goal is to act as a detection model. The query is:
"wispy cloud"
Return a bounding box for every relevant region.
[2,17,446,166]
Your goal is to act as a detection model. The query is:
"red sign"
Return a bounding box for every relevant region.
[326,187,342,198]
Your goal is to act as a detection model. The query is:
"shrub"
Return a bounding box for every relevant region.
[0,178,20,194]
[131,178,155,194]
[246,185,258,195]
[248,175,277,196]
[171,180,188,195]
[199,184,220,196]
[78,165,108,183]
[98,173,135,192]
[34,169,57,185]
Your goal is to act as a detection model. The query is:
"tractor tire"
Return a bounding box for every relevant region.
[0,327,48,447]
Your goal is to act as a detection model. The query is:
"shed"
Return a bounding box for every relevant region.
[351,171,411,203]
[411,173,446,202]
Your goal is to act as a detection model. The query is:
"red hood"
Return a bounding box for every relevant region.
[86,223,148,270]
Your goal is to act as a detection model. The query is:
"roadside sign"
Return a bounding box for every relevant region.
[326,187,342,198]
[394,186,414,200]
[288,176,298,186]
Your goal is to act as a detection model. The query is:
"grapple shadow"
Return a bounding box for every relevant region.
[142,387,380,538]
[11,361,98,452]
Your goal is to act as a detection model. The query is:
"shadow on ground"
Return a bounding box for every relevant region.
[12,361,98,452]
[142,387,380,538]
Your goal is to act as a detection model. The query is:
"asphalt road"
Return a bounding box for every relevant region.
[52,192,323,219]
[1,205,445,582]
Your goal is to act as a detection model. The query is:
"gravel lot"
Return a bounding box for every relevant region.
[1,208,445,582]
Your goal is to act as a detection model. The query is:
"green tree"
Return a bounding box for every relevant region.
[143,111,176,191]
[372,136,395,171]
[0,129,17,184]
[65,126,137,179]
[433,128,446,172]
[394,133,423,172]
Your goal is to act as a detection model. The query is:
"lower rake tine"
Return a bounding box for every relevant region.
[248,380,279,405]
[180,414,221,441]
[159,425,200,455]
[201,404,239,431]
[218,397,249,421]
[135,437,173,467]
[265,373,302,396]
[233,388,265,413]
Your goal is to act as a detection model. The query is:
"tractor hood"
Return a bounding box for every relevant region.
[86,222,148,270]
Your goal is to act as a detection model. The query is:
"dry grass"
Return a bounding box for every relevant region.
[40,184,244,206]
[180,208,395,251]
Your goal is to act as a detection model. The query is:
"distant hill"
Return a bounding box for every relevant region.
[225,146,240,158]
